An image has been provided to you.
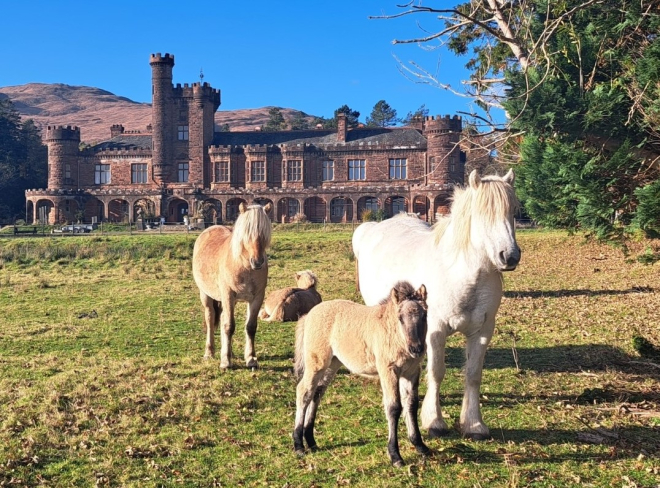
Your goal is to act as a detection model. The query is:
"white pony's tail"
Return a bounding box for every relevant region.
[293,315,306,381]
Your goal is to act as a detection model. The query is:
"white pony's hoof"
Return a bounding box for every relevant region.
[424,418,450,439]
[246,358,258,370]
[220,359,231,369]
[460,421,490,441]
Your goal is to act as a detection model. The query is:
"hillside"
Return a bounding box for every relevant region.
[0,83,319,143]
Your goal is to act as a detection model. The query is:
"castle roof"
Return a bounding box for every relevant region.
[212,127,426,148]
[91,135,152,151]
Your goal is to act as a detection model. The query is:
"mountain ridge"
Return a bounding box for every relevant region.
[0,83,319,143]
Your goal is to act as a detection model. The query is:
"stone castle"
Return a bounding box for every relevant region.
[25,53,464,225]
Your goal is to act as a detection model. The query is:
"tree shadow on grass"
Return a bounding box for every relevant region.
[504,286,654,299]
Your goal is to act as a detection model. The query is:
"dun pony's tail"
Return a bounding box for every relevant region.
[293,315,306,381]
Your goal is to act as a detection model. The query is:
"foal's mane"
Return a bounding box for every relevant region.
[432,174,519,252]
[231,205,272,260]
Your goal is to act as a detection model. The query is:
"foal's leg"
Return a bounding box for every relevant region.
[303,357,341,451]
[421,328,450,437]
[379,367,405,467]
[219,292,236,369]
[460,321,494,440]
[244,292,264,369]
[200,291,216,359]
[400,368,430,456]
[293,368,326,456]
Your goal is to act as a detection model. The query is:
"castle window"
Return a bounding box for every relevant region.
[389,158,407,180]
[322,160,334,181]
[287,160,302,181]
[449,155,456,173]
[178,163,189,182]
[251,161,265,182]
[132,163,148,184]
[348,159,366,181]
[429,156,436,174]
[65,164,71,179]
[215,161,229,182]
[95,164,110,185]
[178,125,189,141]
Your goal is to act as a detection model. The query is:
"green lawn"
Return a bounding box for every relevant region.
[0,229,658,487]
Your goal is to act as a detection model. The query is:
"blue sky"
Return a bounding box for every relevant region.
[0,1,484,123]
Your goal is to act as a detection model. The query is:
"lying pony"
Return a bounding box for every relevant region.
[258,270,322,322]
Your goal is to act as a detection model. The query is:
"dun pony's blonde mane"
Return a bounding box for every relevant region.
[432,175,519,253]
[231,205,272,261]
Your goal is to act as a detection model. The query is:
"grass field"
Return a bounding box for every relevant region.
[0,228,658,487]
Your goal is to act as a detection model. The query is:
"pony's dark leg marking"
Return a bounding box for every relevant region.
[293,369,326,456]
[400,371,430,455]
[303,358,341,450]
[380,368,405,467]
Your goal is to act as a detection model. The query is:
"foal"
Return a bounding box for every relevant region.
[259,270,322,322]
[293,281,429,467]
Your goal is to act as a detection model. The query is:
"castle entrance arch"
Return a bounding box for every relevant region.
[198,198,221,225]
[330,197,353,223]
[57,198,80,224]
[253,198,274,220]
[84,198,104,223]
[36,200,54,224]
[133,199,156,222]
[25,201,34,224]
[277,197,300,223]
[385,196,408,218]
[357,196,379,221]
[108,199,129,223]
[413,196,430,221]
[304,196,326,223]
[434,194,450,218]
[168,198,189,223]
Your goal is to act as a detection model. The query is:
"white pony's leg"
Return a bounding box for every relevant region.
[219,293,236,369]
[244,296,263,369]
[200,291,216,359]
[421,328,449,437]
[460,322,494,439]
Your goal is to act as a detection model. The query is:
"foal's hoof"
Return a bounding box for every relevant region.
[392,459,405,468]
[428,427,450,439]
[295,448,305,457]
[416,444,431,456]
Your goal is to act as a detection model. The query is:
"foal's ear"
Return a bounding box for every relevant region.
[263,202,273,213]
[239,202,247,214]
[415,284,427,303]
[295,272,301,280]
[469,170,481,189]
[390,286,400,305]
[503,168,515,185]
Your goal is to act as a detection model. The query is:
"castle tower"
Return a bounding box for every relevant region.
[46,125,81,189]
[188,82,221,187]
[423,115,463,184]
[150,53,175,184]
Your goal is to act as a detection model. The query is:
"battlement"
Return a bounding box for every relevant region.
[46,125,81,142]
[423,114,462,133]
[150,52,175,65]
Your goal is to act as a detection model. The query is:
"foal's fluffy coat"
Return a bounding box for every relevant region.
[293,281,429,467]
[258,270,322,322]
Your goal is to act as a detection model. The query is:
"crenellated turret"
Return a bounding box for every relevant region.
[150,52,175,184]
[46,125,80,189]
[423,115,463,184]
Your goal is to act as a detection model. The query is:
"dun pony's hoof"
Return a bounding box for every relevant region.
[295,448,305,457]
[428,426,450,439]
[416,444,431,456]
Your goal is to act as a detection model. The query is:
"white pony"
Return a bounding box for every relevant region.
[352,170,520,440]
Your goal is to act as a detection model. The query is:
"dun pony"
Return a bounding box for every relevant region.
[192,202,272,369]
[293,281,429,467]
[258,270,322,322]
[352,170,520,440]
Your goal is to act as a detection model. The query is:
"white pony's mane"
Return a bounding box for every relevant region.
[432,175,519,253]
[231,205,272,260]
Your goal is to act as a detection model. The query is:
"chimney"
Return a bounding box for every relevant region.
[337,113,347,142]
[409,115,424,132]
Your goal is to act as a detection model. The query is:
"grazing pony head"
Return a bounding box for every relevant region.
[389,281,428,358]
[438,169,521,271]
[231,202,272,270]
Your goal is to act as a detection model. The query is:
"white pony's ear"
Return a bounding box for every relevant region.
[239,202,247,214]
[263,202,273,213]
[469,170,481,189]
[503,169,515,185]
